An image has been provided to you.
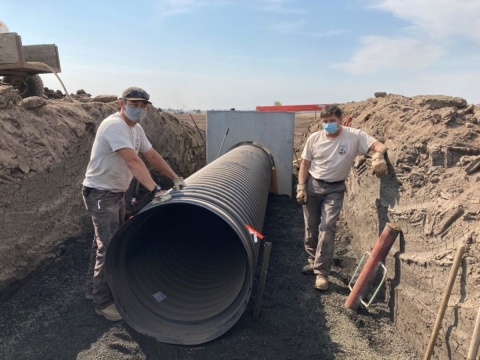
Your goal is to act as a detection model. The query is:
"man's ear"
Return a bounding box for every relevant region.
[119,99,125,109]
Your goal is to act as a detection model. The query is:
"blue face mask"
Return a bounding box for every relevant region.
[322,122,338,134]
[125,105,147,123]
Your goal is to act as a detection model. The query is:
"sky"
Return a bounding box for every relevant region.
[2,0,480,110]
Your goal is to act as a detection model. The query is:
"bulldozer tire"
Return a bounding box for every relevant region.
[3,74,44,98]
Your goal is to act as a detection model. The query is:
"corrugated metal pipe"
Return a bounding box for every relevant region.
[105,143,273,345]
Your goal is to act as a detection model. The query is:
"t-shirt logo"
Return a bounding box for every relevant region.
[339,145,347,155]
[135,139,140,151]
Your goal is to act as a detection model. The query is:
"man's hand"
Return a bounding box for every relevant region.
[296,184,307,205]
[173,177,186,190]
[152,191,172,204]
[372,152,388,178]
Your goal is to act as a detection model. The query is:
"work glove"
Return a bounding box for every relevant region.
[296,184,307,205]
[372,152,388,178]
[173,177,186,190]
[152,191,172,204]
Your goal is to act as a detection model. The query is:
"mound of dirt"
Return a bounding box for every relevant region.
[302,94,480,359]
[0,92,205,299]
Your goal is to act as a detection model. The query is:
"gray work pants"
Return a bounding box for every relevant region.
[83,187,125,310]
[303,177,345,277]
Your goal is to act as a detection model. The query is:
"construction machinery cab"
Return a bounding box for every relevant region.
[0,23,61,98]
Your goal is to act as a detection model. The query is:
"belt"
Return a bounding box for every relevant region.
[82,186,92,197]
[313,178,345,185]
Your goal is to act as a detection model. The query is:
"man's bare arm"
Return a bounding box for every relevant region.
[368,141,387,154]
[298,159,311,185]
[142,148,178,180]
[117,148,157,192]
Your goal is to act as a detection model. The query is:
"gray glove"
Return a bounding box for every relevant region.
[152,191,172,204]
[173,177,186,190]
[296,184,307,205]
[372,152,388,178]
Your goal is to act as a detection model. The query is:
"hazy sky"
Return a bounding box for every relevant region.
[2,0,480,109]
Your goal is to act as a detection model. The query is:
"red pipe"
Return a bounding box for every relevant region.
[256,104,327,112]
[345,223,402,311]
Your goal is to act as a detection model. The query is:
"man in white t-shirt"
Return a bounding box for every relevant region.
[82,86,186,321]
[297,104,388,291]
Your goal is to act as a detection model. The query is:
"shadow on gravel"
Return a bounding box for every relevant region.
[0,237,118,360]
[0,194,342,360]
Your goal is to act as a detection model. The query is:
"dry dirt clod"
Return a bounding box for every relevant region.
[465,156,480,175]
[19,96,47,109]
[414,95,468,110]
[0,85,22,109]
[90,95,118,103]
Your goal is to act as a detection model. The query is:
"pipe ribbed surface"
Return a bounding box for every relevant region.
[105,144,272,345]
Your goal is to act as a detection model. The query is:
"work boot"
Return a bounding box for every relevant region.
[95,304,122,321]
[302,263,314,275]
[315,275,329,291]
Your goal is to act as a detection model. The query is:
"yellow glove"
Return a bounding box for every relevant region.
[372,152,388,178]
[173,177,186,190]
[296,184,307,205]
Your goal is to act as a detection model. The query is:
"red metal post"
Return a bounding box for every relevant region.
[256,104,327,112]
[345,223,402,311]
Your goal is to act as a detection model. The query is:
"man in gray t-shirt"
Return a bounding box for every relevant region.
[297,104,388,291]
[82,86,186,321]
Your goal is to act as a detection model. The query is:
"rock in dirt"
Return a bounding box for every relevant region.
[19,96,47,109]
[90,95,118,103]
[374,91,387,98]
[465,156,480,175]
[301,93,480,359]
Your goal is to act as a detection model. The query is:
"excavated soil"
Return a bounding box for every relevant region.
[301,94,480,359]
[2,90,478,359]
[0,94,421,359]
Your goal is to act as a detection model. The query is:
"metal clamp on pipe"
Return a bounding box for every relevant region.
[348,251,387,308]
[345,223,402,311]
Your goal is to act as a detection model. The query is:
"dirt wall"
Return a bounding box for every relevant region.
[0,88,205,298]
[302,94,480,359]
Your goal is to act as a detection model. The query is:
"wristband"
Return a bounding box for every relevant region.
[150,184,162,196]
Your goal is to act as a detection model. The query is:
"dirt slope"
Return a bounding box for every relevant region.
[0,87,205,298]
[302,94,480,359]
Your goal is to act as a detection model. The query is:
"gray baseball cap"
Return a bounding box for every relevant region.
[122,87,151,104]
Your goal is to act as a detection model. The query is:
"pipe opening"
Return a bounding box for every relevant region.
[116,203,247,323]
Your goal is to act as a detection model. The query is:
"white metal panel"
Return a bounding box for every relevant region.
[207,111,294,197]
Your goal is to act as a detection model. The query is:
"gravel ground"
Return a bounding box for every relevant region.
[0,195,419,360]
